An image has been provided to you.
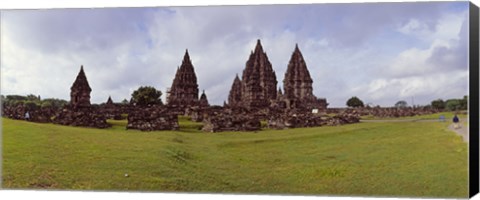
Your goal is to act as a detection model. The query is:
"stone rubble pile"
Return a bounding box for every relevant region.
[267,112,360,129]
[126,106,179,131]
[53,107,110,128]
[201,109,261,132]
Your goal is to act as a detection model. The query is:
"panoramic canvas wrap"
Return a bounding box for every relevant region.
[1,1,476,198]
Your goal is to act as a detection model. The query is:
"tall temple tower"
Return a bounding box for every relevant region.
[283,44,314,100]
[282,44,327,110]
[167,49,199,108]
[240,39,277,108]
[227,74,242,107]
[70,65,92,109]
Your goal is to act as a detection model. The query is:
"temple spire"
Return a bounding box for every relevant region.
[70,65,92,108]
[283,44,315,108]
[199,89,209,107]
[184,49,190,60]
[254,39,264,54]
[167,50,199,108]
[240,39,277,108]
[106,96,113,105]
[228,74,243,107]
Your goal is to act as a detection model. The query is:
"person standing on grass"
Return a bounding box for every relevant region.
[24,111,30,121]
[453,114,460,129]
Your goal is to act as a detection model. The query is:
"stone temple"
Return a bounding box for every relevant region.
[229,39,278,108]
[70,65,92,109]
[228,40,327,111]
[227,74,242,107]
[52,65,110,128]
[167,50,199,108]
[199,90,209,107]
[106,96,114,105]
[281,44,328,110]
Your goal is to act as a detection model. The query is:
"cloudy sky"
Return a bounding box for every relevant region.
[0,1,469,107]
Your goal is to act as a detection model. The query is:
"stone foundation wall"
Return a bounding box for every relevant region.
[53,107,110,128]
[126,106,179,131]
[201,111,261,132]
[2,104,56,123]
[268,113,360,129]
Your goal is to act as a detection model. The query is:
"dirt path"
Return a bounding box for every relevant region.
[448,120,468,142]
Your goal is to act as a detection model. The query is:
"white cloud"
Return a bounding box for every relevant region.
[352,71,468,106]
[398,18,433,39]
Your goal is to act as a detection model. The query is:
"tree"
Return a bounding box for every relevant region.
[24,101,39,111]
[131,86,163,106]
[445,99,461,111]
[346,96,364,108]
[121,99,129,105]
[6,95,27,101]
[431,99,445,110]
[26,94,41,101]
[41,101,53,108]
[41,98,68,109]
[394,100,408,108]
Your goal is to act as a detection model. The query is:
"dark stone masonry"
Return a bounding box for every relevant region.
[201,108,261,132]
[227,74,243,108]
[199,90,209,107]
[281,44,328,111]
[126,106,179,131]
[70,65,92,109]
[239,40,278,108]
[52,66,110,128]
[53,106,110,129]
[167,50,200,110]
[227,40,328,113]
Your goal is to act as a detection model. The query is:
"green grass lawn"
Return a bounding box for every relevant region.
[2,116,468,198]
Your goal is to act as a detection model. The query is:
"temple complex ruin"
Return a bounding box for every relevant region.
[227,40,327,112]
[8,39,445,132]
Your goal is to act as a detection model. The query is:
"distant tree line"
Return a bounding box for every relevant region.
[346,95,468,111]
[430,95,468,111]
[1,86,162,110]
[1,94,68,110]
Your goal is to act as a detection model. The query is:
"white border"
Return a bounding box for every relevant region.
[0,0,478,200]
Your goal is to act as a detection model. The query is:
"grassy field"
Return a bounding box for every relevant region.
[2,116,468,198]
